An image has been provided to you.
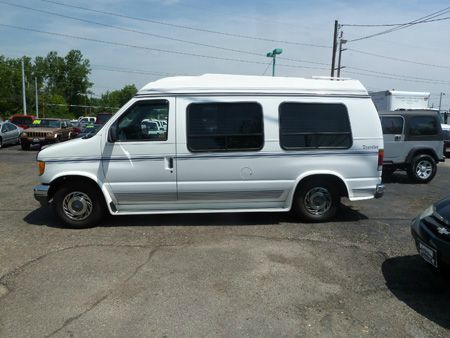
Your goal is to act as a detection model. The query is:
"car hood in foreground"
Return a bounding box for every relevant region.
[435,197,450,221]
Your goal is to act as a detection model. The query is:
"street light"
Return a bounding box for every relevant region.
[266,48,283,77]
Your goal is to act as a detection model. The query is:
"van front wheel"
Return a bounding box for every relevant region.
[53,182,105,228]
[294,180,339,222]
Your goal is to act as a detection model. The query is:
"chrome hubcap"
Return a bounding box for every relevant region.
[62,191,93,221]
[304,187,332,215]
[416,160,432,179]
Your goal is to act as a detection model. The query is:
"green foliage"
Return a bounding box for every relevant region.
[42,94,71,118]
[0,50,138,120]
[0,50,92,118]
[98,84,138,112]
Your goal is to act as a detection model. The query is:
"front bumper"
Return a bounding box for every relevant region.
[411,216,450,268]
[34,185,50,206]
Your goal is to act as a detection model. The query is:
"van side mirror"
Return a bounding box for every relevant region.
[108,123,118,142]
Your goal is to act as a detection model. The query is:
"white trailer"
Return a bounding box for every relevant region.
[369,90,430,111]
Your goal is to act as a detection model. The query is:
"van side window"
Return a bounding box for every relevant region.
[116,100,169,142]
[408,116,438,136]
[187,102,264,152]
[381,116,403,134]
[279,103,352,149]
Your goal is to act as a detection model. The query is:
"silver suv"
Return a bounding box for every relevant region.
[379,110,445,183]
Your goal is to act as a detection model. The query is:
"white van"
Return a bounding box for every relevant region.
[33,74,384,228]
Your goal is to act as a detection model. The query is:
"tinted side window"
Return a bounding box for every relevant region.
[279,103,352,149]
[187,102,263,152]
[8,123,17,131]
[381,116,403,134]
[116,100,169,141]
[408,116,438,136]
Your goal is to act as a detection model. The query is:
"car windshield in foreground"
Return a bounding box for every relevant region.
[31,120,60,128]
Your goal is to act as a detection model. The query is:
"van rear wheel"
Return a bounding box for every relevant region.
[53,182,105,228]
[294,179,339,222]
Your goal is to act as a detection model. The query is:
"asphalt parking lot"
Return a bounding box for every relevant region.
[0,144,449,337]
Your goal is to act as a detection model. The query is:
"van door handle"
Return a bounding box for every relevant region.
[164,156,174,172]
[394,135,401,141]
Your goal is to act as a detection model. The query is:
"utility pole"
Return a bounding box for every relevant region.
[439,92,445,112]
[337,31,347,77]
[21,58,27,115]
[330,20,338,77]
[35,78,39,118]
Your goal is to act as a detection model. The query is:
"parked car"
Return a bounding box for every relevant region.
[10,115,36,129]
[20,118,75,150]
[76,116,96,129]
[0,121,22,148]
[141,119,164,139]
[379,110,445,183]
[411,198,450,270]
[76,123,102,138]
[33,74,384,228]
[95,112,113,125]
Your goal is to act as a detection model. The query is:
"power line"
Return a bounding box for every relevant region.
[0,24,329,73]
[347,48,450,69]
[261,61,272,76]
[349,6,450,42]
[40,0,330,49]
[0,1,329,68]
[46,103,120,109]
[343,69,450,86]
[342,15,450,27]
[346,66,450,84]
[92,65,177,77]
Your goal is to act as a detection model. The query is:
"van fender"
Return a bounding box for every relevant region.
[286,170,350,210]
[48,171,115,214]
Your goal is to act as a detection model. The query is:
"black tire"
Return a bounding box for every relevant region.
[407,154,437,183]
[0,137,3,148]
[21,141,30,150]
[293,179,339,222]
[53,181,105,228]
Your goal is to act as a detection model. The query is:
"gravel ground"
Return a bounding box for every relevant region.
[0,144,449,337]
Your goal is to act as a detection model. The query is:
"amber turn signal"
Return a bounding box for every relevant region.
[38,161,45,176]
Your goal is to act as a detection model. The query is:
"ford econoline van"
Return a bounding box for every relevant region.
[33,74,384,228]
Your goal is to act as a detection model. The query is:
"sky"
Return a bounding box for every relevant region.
[1,0,449,108]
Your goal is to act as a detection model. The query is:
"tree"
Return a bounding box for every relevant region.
[43,94,70,118]
[62,50,93,117]
[99,84,138,112]
[0,50,93,118]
